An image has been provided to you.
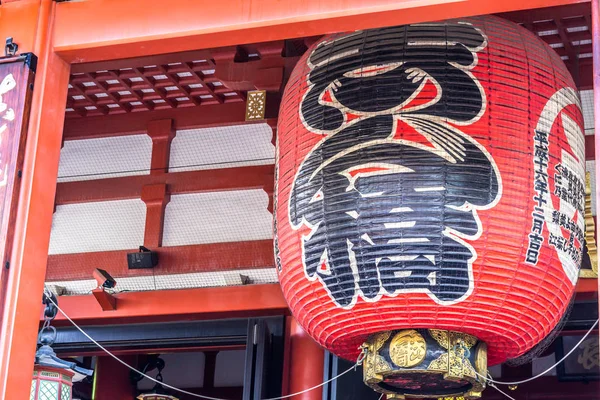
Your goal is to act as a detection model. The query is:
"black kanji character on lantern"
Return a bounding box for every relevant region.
[289,22,501,308]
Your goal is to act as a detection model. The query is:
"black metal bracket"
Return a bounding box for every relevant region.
[5,37,17,57]
[23,52,37,73]
[0,37,37,73]
[42,291,58,320]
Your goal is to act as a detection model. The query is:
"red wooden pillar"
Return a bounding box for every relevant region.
[94,355,137,400]
[286,317,325,400]
[0,1,71,399]
[593,0,600,356]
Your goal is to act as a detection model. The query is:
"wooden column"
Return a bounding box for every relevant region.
[148,119,175,175]
[141,183,169,248]
[593,0,600,357]
[94,355,137,400]
[265,120,277,214]
[286,317,325,400]
[142,119,174,248]
[0,1,71,399]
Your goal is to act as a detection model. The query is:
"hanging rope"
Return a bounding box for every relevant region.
[44,290,364,400]
[475,319,599,386]
[488,382,517,400]
[45,289,599,397]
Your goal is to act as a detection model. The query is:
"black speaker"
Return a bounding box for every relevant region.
[127,246,158,269]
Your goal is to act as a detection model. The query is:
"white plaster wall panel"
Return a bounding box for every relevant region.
[46,268,278,295]
[586,160,596,216]
[48,199,147,254]
[169,123,274,172]
[58,134,152,182]
[580,89,594,135]
[162,190,273,246]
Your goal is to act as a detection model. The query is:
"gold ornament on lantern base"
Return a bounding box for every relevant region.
[362,329,487,399]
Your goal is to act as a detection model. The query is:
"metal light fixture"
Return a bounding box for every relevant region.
[134,356,179,400]
[31,293,93,400]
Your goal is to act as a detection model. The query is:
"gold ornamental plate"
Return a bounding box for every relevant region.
[389,329,427,368]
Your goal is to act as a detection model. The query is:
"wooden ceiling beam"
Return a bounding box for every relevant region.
[46,240,274,281]
[55,164,274,205]
[498,3,591,25]
[45,283,288,325]
[63,100,278,139]
[70,50,213,74]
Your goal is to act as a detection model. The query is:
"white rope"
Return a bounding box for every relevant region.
[45,292,361,400]
[476,319,599,386]
[488,383,517,400]
[45,291,598,395]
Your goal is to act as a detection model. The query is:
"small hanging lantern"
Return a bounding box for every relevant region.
[136,356,179,400]
[32,292,93,400]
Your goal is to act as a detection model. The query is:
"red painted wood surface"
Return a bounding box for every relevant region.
[52,0,585,64]
[46,240,274,281]
[0,57,35,319]
[92,288,117,311]
[54,164,274,204]
[147,119,175,176]
[94,355,138,400]
[286,318,324,400]
[62,102,277,139]
[591,0,600,346]
[141,183,170,248]
[47,284,289,325]
[0,1,71,398]
[59,344,245,358]
[500,3,594,90]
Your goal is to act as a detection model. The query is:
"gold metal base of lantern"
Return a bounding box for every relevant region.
[362,329,487,400]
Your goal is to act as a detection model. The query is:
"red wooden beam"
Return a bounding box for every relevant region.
[55,164,274,205]
[62,99,278,139]
[70,49,212,74]
[46,239,274,281]
[576,277,599,293]
[46,284,288,326]
[58,344,245,358]
[92,288,118,311]
[52,0,586,64]
[499,3,591,25]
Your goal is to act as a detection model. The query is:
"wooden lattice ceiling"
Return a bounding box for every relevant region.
[65,3,594,119]
[499,3,593,87]
[67,59,240,117]
[65,40,309,119]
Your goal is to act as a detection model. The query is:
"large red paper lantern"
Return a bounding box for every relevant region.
[274,15,585,398]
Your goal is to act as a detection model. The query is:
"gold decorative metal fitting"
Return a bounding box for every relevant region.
[581,171,598,278]
[245,90,267,121]
[362,329,487,400]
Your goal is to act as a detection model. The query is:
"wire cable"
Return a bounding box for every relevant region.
[488,383,517,400]
[45,290,361,400]
[475,319,599,385]
[45,290,598,395]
